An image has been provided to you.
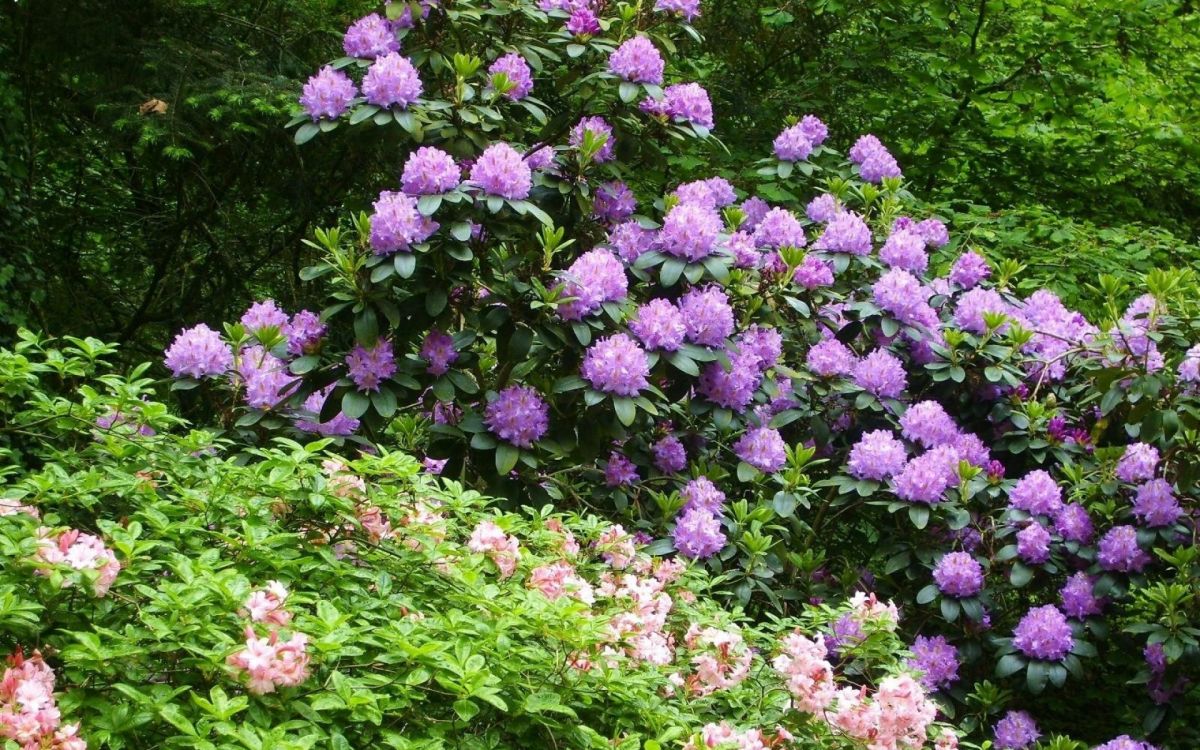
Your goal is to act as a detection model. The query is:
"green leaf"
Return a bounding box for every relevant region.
[294,122,320,145]
[1026,661,1050,694]
[394,253,417,278]
[426,288,448,316]
[451,221,474,242]
[907,505,930,529]
[418,195,443,216]
[371,388,398,419]
[453,699,480,722]
[342,391,370,419]
[495,443,520,474]
[660,258,685,286]
[618,81,638,103]
[613,396,636,426]
[1009,562,1034,587]
[916,584,939,605]
[996,654,1025,678]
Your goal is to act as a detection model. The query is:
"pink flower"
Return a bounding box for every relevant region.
[528,561,595,604]
[34,528,120,596]
[227,628,311,694]
[772,630,836,713]
[467,520,521,577]
[242,581,292,627]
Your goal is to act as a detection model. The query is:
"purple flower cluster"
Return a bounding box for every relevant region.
[848,430,907,481]
[362,53,422,108]
[345,340,396,392]
[605,451,639,487]
[673,507,725,558]
[1097,525,1150,572]
[734,426,787,473]
[848,134,902,183]
[752,208,806,249]
[893,446,959,504]
[343,13,399,58]
[652,435,687,474]
[681,476,726,514]
[806,194,838,223]
[949,251,991,288]
[660,202,723,261]
[806,339,856,377]
[581,334,650,396]
[630,299,687,351]
[608,36,664,84]
[164,324,233,379]
[300,66,357,121]
[284,310,326,356]
[402,147,460,194]
[488,53,534,100]
[556,249,628,320]
[679,286,735,347]
[773,123,814,162]
[993,711,1040,750]
[1116,442,1159,483]
[485,384,549,448]
[570,116,615,162]
[1012,604,1074,661]
[420,329,458,376]
[852,348,907,398]
[933,552,984,598]
[296,385,360,437]
[1094,738,1159,750]
[900,401,959,448]
[1054,503,1094,543]
[643,83,714,129]
[813,211,873,255]
[1132,479,1183,527]
[1008,470,1063,517]
[654,0,701,21]
[593,181,636,223]
[1016,522,1051,564]
[1060,572,1103,619]
[906,635,960,690]
[879,229,928,274]
[237,346,299,410]
[369,190,438,254]
[470,143,533,199]
[565,7,600,36]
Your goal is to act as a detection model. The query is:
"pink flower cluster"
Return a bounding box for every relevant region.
[828,674,938,750]
[227,582,311,695]
[34,528,120,596]
[681,625,753,696]
[468,520,522,577]
[0,649,86,750]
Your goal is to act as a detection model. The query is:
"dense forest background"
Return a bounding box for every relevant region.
[2,0,1198,359]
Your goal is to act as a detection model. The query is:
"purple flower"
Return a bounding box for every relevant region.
[1060,572,1103,619]
[630,299,686,351]
[852,349,907,398]
[916,218,949,247]
[773,123,813,162]
[679,286,735,347]
[422,457,448,474]
[485,384,549,448]
[362,52,422,108]
[949,251,990,288]
[1094,737,1159,750]
[345,340,396,392]
[872,268,935,328]
[879,229,928,274]
[524,146,556,171]
[593,181,636,224]
[740,197,770,230]
[697,352,762,411]
[933,551,984,598]
[555,249,628,320]
[797,114,827,145]
[652,435,687,474]
[164,324,233,379]
[470,143,533,200]
[953,288,1009,334]
[565,7,601,35]
[608,36,664,84]
[849,134,902,183]
[681,476,726,514]
[488,53,534,100]
[906,635,960,690]
[673,177,735,208]
[1012,604,1074,661]
[1132,479,1183,527]
[660,202,723,261]
[794,254,834,289]
[581,334,650,396]
[655,83,714,129]
[343,13,400,58]
[369,190,437,254]
[1097,525,1151,572]
[737,325,783,370]
[752,208,806,249]
[806,194,839,223]
[1178,344,1200,382]
[296,385,360,436]
[1116,442,1159,483]
[284,310,326,356]
[605,451,639,487]
[1008,470,1063,517]
[899,401,958,448]
[1054,504,1094,544]
[734,426,787,473]
[570,116,615,163]
[824,614,865,660]
[673,508,725,558]
[848,430,907,481]
[894,447,959,504]
[237,346,299,410]
[813,211,872,255]
[654,0,701,21]
[241,299,290,336]
[848,135,885,164]
[608,220,654,262]
[1016,522,1052,564]
[993,710,1040,750]
[299,66,357,121]
[806,338,856,377]
[402,147,460,194]
[420,329,458,376]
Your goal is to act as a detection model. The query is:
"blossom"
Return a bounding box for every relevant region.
[528,561,594,604]
[241,299,289,335]
[34,528,121,596]
[1016,522,1052,564]
[570,116,615,162]
[673,508,726,559]
[345,340,396,392]
[1013,604,1074,661]
[1054,503,1094,544]
[362,52,422,108]
[343,13,399,58]
[852,349,907,398]
[300,66,357,120]
[680,477,726,514]
[660,202,723,261]
[733,427,787,473]
[609,36,664,83]
[402,147,460,194]
[773,123,813,162]
[740,196,770,230]
[949,251,991,288]
[1132,479,1183,527]
[237,346,300,409]
[773,631,836,713]
[565,7,601,36]
[673,177,736,209]
[1116,442,1159,484]
[916,218,949,246]
[806,194,839,223]
[296,385,359,437]
[1008,470,1064,517]
[738,325,782,370]
[849,134,902,182]
[698,353,761,411]
[907,635,960,690]
[686,625,753,695]
[873,268,935,327]
[581,334,650,396]
[631,299,686,351]
[993,710,1040,750]
[1179,344,1200,382]
[1093,737,1159,750]
[806,338,856,377]
[420,329,458,375]
[794,254,834,288]
[879,229,928,274]
[284,310,326,356]
[469,143,533,199]
[243,581,292,627]
[752,208,806,249]
[1097,525,1150,572]
[653,435,687,474]
[369,190,438,254]
[679,286,735,346]
[164,323,233,378]
[555,249,628,320]
[933,551,984,598]
[654,0,701,20]
[953,288,1009,333]
[485,385,549,448]
[593,181,636,223]
[468,520,521,577]
[604,452,639,487]
[848,430,907,481]
[487,52,533,100]
[813,211,872,255]
[899,401,958,448]
[1060,572,1103,619]
[524,145,555,171]
[893,447,959,504]
[657,83,714,128]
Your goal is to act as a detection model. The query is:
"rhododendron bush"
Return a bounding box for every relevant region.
[146,0,1198,747]
[0,337,966,749]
